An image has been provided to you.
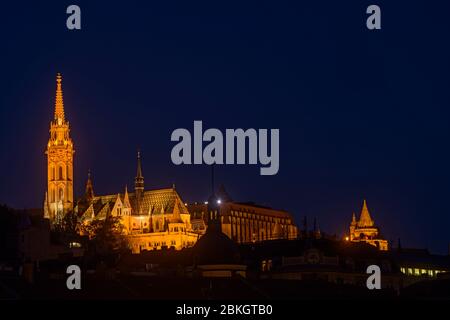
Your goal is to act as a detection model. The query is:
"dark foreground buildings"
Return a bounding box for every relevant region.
[1,199,450,300]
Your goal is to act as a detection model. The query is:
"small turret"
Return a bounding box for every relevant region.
[351,212,357,226]
[134,150,145,214]
[135,150,144,192]
[85,170,94,201]
[123,185,131,208]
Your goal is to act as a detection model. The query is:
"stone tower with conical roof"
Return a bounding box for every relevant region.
[348,200,388,250]
[358,199,374,227]
[44,73,75,224]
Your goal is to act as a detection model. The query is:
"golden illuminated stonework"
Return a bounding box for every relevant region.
[348,200,388,250]
[42,74,298,253]
[74,153,200,254]
[44,73,75,224]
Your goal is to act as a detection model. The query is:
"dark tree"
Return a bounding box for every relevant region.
[52,211,82,246]
[82,215,128,258]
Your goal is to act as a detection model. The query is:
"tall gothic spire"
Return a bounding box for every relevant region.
[358,199,374,227]
[85,170,94,201]
[134,150,145,214]
[46,73,74,224]
[54,73,65,122]
[135,150,144,192]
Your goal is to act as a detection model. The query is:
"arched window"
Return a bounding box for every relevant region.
[59,188,64,201]
[51,166,55,180]
[52,188,55,202]
[59,166,63,180]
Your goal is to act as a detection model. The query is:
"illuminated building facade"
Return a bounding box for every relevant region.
[348,200,388,250]
[42,74,199,253]
[44,74,75,224]
[188,185,298,243]
[74,153,200,254]
[42,74,298,253]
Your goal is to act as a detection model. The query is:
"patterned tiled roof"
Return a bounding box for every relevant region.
[85,187,189,218]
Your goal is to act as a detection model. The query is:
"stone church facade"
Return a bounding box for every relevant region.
[43,74,298,253]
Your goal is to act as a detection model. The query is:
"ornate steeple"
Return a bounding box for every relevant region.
[358,199,374,227]
[351,212,357,225]
[135,150,144,193]
[54,73,65,123]
[45,73,74,225]
[134,150,145,214]
[85,170,94,201]
[123,185,131,208]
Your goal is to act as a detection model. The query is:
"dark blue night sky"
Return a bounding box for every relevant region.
[1,1,450,253]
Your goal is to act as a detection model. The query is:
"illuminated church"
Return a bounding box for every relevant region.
[348,200,388,251]
[42,74,199,253]
[77,153,203,253]
[43,74,298,253]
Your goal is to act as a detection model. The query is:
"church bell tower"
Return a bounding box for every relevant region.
[44,73,75,224]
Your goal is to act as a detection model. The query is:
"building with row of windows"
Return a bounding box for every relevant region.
[188,185,298,244]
